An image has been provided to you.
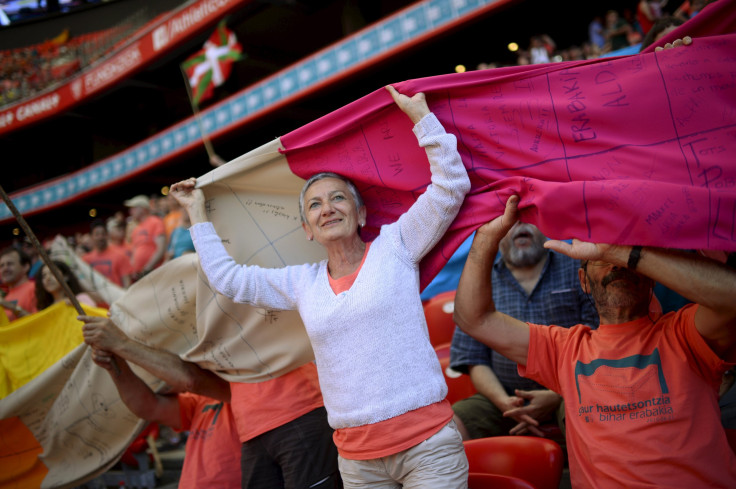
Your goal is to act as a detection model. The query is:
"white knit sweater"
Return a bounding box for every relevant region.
[190,113,471,429]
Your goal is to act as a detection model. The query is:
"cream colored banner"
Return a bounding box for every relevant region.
[0,138,322,488]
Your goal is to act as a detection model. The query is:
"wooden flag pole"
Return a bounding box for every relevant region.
[0,183,120,373]
[180,65,216,161]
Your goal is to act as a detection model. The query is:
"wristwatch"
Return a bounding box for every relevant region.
[627,246,643,270]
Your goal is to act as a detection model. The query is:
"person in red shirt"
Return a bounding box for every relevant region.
[0,247,37,321]
[80,315,340,489]
[83,220,133,288]
[106,216,131,258]
[162,195,184,240]
[124,195,166,279]
[84,333,241,489]
[637,0,663,35]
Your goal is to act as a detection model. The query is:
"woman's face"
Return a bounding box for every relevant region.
[301,177,366,245]
[41,266,62,295]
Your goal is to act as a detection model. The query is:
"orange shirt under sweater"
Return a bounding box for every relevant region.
[328,242,454,460]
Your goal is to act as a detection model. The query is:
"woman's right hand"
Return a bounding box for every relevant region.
[386,85,430,124]
[170,178,207,224]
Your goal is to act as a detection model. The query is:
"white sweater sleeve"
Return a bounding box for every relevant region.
[189,222,304,310]
[392,112,471,263]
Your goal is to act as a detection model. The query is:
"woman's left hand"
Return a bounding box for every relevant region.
[170,177,208,224]
[386,85,430,124]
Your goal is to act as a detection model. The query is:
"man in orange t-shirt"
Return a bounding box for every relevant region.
[80,315,340,489]
[124,195,166,278]
[83,220,133,288]
[106,217,131,258]
[163,195,183,240]
[0,247,37,321]
[454,196,736,488]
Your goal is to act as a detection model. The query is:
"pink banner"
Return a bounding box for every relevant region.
[281,5,736,288]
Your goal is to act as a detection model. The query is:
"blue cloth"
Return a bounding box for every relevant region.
[602,43,641,57]
[168,227,195,258]
[29,260,42,279]
[450,250,598,393]
[420,233,474,301]
[654,283,691,313]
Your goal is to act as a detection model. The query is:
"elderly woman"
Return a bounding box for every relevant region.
[171,86,471,488]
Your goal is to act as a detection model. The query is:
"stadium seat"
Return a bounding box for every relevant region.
[434,342,451,360]
[463,436,564,489]
[435,343,565,447]
[423,289,457,347]
[436,347,477,405]
[92,422,163,489]
[468,473,536,489]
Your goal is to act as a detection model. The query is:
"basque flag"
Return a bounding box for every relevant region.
[182,20,243,106]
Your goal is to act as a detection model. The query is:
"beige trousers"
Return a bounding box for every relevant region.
[337,420,469,488]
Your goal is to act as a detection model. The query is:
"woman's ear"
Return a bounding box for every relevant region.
[358,205,367,228]
[302,221,313,241]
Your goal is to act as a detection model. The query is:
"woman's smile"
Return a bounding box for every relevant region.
[303,177,365,244]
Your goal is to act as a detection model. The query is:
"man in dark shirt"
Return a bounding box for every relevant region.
[450,222,598,439]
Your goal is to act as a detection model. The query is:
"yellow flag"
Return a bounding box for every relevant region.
[0,302,107,398]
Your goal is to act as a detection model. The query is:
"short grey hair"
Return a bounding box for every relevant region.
[298,172,364,223]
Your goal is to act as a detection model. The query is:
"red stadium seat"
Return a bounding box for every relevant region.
[423,290,457,347]
[437,348,477,405]
[464,436,564,489]
[468,473,536,489]
[434,342,451,361]
[120,423,159,468]
[435,339,563,446]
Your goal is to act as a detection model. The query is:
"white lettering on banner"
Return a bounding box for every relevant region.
[153,25,169,51]
[84,47,143,94]
[71,79,83,100]
[0,111,14,128]
[16,93,61,121]
[157,0,233,51]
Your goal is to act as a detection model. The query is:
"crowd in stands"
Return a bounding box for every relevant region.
[0,8,150,107]
[1,0,111,25]
[476,0,716,70]
[1,2,734,488]
[1,1,717,109]
[0,191,194,320]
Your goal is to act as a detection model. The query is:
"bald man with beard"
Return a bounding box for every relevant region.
[450,220,598,440]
